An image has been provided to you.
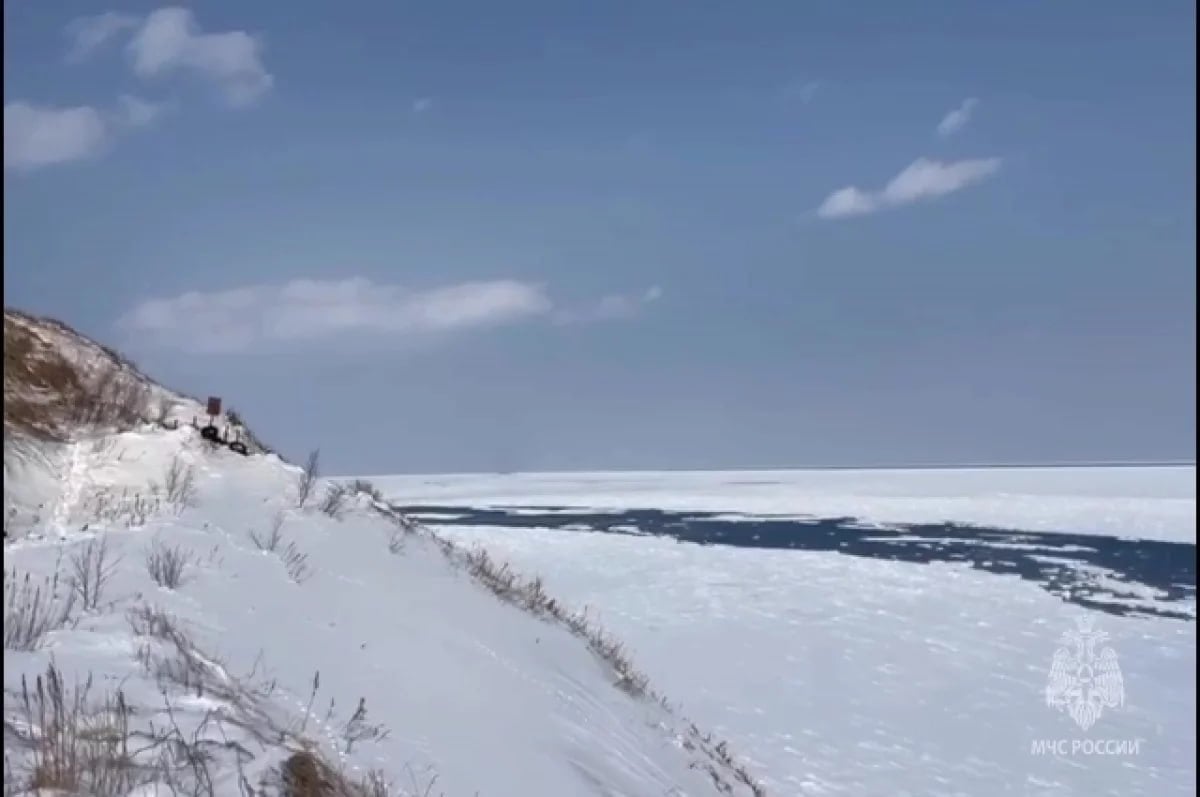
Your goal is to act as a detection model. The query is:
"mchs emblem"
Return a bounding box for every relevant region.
[1045,616,1125,731]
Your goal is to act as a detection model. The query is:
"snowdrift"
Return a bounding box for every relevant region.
[4,425,764,795]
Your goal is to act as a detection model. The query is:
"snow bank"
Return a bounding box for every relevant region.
[4,426,762,796]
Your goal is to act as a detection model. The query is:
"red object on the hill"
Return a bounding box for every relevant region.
[206,396,222,416]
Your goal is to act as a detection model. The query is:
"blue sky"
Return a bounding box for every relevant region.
[5,1,1195,474]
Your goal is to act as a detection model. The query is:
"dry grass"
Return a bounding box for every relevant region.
[125,615,402,797]
[282,541,312,584]
[69,535,121,612]
[3,658,267,796]
[4,314,88,441]
[458,547,653,696]
[4,557,77,650]
[6,662,143,795]
[126,603,182,640]
[72,364,153,430]
[296,450,320,508]
[86,488,164,529]
[317,483,352,519]
[249,512,287,553]
[382,505,768,797]
[347,480,383,503]
[3,310,158,440]
[247,517,312,584]
[275,751,398,797]
[145,539,195,589]
[161,455,199,510]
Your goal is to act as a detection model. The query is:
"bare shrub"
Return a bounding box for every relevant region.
[370,503,419,552]
[4,560,77,650]
[281,542,311,584]
[145,540,194,590]
[69,536,120,611]
[249,512,286,553]
[162,455,198,510]
[126,603,180,640]
[348,479,383,503]
[296,450,320,508]
[317,483,351,519]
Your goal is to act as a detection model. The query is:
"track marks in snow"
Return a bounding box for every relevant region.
[48,440,89,538]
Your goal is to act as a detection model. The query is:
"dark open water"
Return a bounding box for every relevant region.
[398,504,1196,621]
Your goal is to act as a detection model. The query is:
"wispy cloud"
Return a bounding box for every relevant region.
[64,11,139,63]
[817,156,1002,219]
[936,97,979,137]
[11,7,270,173]
[128,8,274,107]
[4,102,109,171]
[412,97,433,114]
[117,278,660,353]
[555,286,663,324]
[65,8,273,107]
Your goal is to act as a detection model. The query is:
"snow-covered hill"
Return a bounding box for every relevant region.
[3,311,764,796]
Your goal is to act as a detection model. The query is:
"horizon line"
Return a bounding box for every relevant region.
[345,459,1198,480]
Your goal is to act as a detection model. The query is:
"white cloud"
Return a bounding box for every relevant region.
[815,186,879,219]
[817,156,1001,220]
[127,8,273,107]
[555,285,664,324]
[117,278,660,353]
[412,97,433,114]
[936,97,979,137]
[881,157,1001,203]
[64,11,139,62]
[4,102,109,171]
[64,8,272,107]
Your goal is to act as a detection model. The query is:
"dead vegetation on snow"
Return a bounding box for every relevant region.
[4,310,161,441]
[373,504,768,796]
[3,558,77,651]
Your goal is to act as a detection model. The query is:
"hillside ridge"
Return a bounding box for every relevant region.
[2,307,768,796]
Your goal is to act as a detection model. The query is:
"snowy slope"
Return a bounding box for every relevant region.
[4,428,765,795]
